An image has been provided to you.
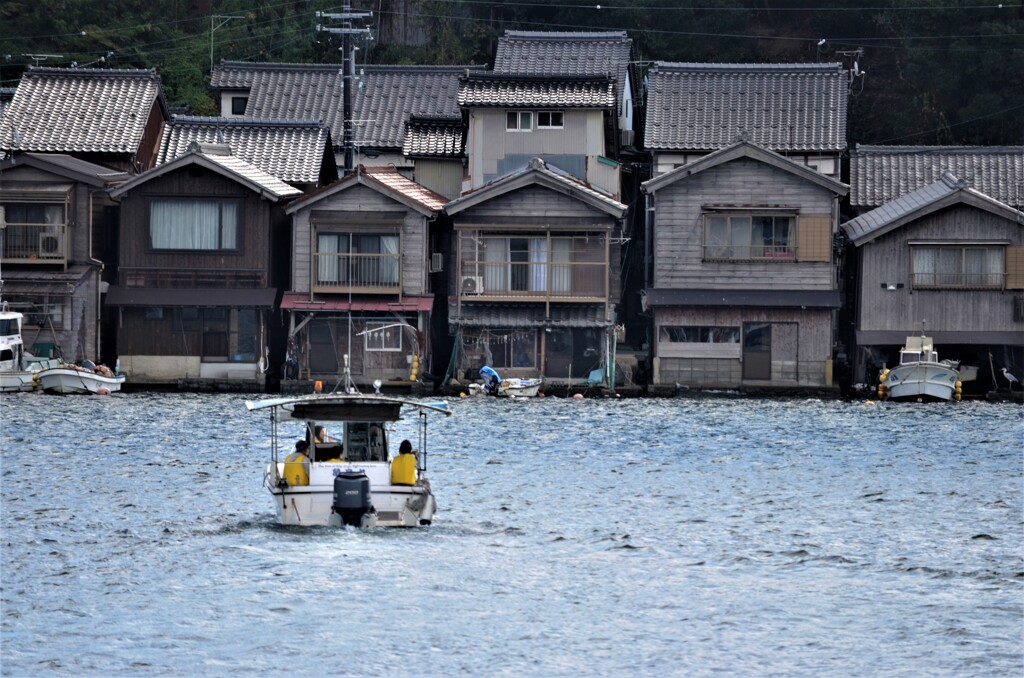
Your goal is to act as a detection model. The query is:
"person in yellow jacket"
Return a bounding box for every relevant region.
[390,439,417,485]
[283,439,311,486]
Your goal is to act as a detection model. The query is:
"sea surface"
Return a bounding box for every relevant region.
[1,391,1021,676]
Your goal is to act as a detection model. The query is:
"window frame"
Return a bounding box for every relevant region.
[364,320,403,353]
[910,244,1005,290]
[659,325,741,344]
[230,96,248,115]
[703,212,797,261]
[537,111,564,129]
[148,198,243,252]
[505,110,533,132]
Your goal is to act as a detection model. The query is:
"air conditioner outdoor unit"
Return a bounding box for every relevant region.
[460,275,484,295]
[430,252,444,273]
[39,233,63,256]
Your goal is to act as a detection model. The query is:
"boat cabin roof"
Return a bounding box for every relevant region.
[245,394,451,423]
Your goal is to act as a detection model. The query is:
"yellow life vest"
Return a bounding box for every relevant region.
[390,453,416,486]
[283,452,309,486]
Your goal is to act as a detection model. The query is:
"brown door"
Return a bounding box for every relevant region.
[743,322,771,380]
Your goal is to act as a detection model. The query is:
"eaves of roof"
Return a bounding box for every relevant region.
[285,165,446,216]
[642,141,848,196]
[458,72,615,108]
[2,152,130,186]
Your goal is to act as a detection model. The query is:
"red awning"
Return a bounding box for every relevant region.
[281,293,433,312]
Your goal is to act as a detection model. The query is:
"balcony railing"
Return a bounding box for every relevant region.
[703,244,797,261]
[912,272,1005,290]
[459,260,607,300]
[313,252,402,294]
[1,223,67,263]
[119,267,267,288]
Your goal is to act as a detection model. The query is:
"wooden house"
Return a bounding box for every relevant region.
[281,166,447,389]
[642,142,848,391]
[105,143,300,388]
[446,157,627,386]
[841,170,1024,392]
[210,62,482,199]
[0,153,127,364]
[642,62,850,393]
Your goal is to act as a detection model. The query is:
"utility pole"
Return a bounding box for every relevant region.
[317,3,372,176]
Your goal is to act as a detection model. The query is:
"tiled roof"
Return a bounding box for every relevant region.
[841,171,1023,245]
[0,87,15,124]
[403,116,463,158]
[851,145,1024,208]
[159,116,330,184]
[494,31,633,104]
[110,143,301,201]
[210,61,482,150]
[10,153,130,186]
[644,62,848,153]
[0,67,165,154]
[286,165,446,215]
[458,72,615,108]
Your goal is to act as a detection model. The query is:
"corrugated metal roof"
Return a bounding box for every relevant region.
[0,67,165,154]
[159,116,330,185]
[211,61,482,151]
[458,72,615,108]
[448,302,610,327]
[644,62,848,153]
[850,145,1024,209]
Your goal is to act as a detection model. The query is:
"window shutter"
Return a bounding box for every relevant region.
[1007,245,1024,290]
[797,215,832,262]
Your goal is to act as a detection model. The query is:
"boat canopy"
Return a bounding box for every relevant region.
[245,394,451,423]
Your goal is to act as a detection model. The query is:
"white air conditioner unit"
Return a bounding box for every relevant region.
[430,252,444,273]
[39,232,63,256]
[460,275,484,295]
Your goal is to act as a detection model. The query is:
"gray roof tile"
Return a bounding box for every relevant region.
[644,62,848,152]
[159,116,330,184]
[850,145,1024,208]
[0,67,165,154]
[458,72,615,108]
[402,116,463,158]
[211,61,482,150]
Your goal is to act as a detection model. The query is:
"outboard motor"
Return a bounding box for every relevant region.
[333,472,373,526]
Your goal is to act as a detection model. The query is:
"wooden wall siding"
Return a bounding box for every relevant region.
[856,204,1024,335]
[652,158,837,289]
[469,109,605,188]
[290,183,428,296]
[456,184,614,222]
[137,104,166,171]
[118,167,270,277]
[414,159,463,201]
[1007,246,1024,289]
[798,215,832,261]
[117,309,200,355]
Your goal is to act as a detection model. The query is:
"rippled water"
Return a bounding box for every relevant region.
[1,392,1021,676]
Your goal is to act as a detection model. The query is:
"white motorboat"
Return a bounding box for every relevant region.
[878,335,961,402]
[497,377,543,397]
[246,393,452,528]
[36,363,126,395]
[0,309,60,393]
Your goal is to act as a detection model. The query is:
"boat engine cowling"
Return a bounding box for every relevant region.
[333,472,373,526]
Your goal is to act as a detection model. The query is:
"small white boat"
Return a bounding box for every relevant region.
[36,363,126,395]
[879,335,961,402]
[246,393,452,528]
[0,309,60,393]
[497,377,543,397]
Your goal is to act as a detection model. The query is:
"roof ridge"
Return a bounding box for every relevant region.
[502,30,629,40]
[654,62,843,72]
[26,66,161,79]
[463,71,612,83]
[171,115,324,128]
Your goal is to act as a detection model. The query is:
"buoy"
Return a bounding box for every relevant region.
[460,392,467,398]
[573,393,584,399]
[314,380,323,393]
[95,386,111,396]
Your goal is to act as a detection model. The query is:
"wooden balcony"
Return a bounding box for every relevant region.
[119,267,267,288]
[313,252,402,294]
[458,260,608,302]
[1,223,67,264]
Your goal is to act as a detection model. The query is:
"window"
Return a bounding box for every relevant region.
[506,111,533,132]
[150,199,240,251]
[705,214,796,260]
[231,96,248,115]
[172,308,257,361]
[659,326,740,344]
[911,245,1004,289]
[2,203,65,225]
[25,297,64,330]
[467,330,536,369]
[537,111,564,129]
[365,321,402,352]
[316,232,400,287]
[1,202,66,259]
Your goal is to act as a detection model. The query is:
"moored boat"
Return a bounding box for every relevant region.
[36,362,126,395]
[878,335,961,402]
[246,393,452,528]
[0,309,60,393]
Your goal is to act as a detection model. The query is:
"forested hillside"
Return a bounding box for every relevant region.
[2,0,1021,146]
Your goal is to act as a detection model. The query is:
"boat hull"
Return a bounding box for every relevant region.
[0,371,36,393]
[884,362,959,402]
[37,367,126,394]
[265,461,435,527]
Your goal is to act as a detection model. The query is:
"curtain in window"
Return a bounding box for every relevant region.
[730,216,751,258]
[530,237,547,291]
[551,238,571,292]
[219,203,237,248]
[484,238,508,292]
[151,201,226,249]
[913,248,936,285]
[318,234,343,284]
[985,248,1004,286]
[380,235,400,285]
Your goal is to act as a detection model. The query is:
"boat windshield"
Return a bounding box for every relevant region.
[900,351,920,364]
